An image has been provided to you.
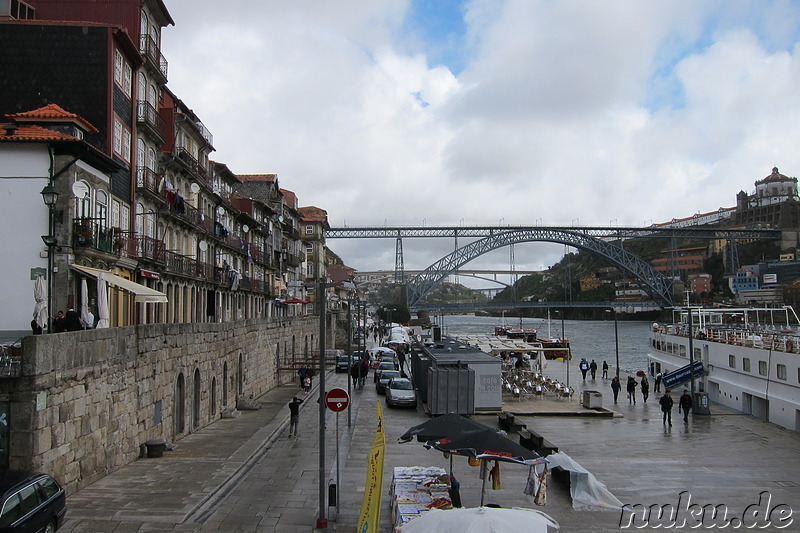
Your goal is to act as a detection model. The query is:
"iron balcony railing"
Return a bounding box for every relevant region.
[136,101,167,142]
[140,35,168,82]
[136,167,168,203]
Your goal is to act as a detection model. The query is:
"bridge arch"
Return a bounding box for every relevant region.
[406,228,674,308]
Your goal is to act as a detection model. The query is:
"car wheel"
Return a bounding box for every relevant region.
[44,521,56,533]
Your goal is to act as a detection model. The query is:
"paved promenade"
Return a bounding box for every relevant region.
[59,355,800,532]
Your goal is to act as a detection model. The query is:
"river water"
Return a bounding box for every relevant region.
[438,315,653,374]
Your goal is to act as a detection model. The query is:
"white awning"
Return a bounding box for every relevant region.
[71,265,168,304]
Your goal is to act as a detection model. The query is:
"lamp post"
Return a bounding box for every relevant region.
[41,183,59,333]
[555,310,568,388]
[606,308,620,379]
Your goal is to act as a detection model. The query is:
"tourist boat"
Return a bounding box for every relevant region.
[648,306,800,432]
[493,325,571,360]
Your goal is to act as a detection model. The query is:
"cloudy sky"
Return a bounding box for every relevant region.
[162,0,800,286]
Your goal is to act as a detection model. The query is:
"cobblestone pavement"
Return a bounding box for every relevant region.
[60,354,800,532]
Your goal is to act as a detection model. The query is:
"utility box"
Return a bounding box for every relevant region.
[693,392,710,415]
[428,365,475,416]
[582,390,603,409]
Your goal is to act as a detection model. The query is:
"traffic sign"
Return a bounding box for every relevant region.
[325,388,350,412]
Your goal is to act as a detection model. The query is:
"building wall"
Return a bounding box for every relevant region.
[1,316,317,494]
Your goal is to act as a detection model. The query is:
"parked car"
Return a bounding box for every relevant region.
[0,471,66,533]
[376,370,402,394]
[374,361,399,383]
[335,356,351,373]
[385,377,417,408]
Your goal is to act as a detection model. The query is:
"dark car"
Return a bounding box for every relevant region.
[373,361,399,383]
[376,370,401,394]
[335,356,351,373]
[0,471,66,533]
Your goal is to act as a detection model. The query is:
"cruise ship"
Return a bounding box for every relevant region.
[648,306,800,432]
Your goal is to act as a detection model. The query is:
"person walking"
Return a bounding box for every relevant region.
[287,396,303,437]
[640,375,650,402]
[579,358,589,381]
[298,367,307,389]
[589,359,598,380]
[626,375,638,404]
[358,357,369,389]
[350,361,360,389]
[602,360,609,380]
[654,372,663,393]
[659,390,674,426]
[678,389,693,423]
[610,376,621,404]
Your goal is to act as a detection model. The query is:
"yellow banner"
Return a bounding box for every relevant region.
[357,401,385,533]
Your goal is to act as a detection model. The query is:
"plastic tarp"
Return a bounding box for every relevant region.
[546,452,623,511]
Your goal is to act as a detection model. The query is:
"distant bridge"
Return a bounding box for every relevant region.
[327,225,782,309]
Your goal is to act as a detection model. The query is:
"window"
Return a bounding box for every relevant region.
[742,358,751,372]
[114,49,123,86]
[123,62,133,98]
[728,355,736,369]
[114,49,132,97]
[305,225,314,235]
[777,364,787,381]
[758,361,767,376]
[305,243,313,254]
[113,118,132,162]
[306,263,314,276]
[113,119,122,155]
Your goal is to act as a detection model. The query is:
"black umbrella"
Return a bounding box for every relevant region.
[426,428,543,465]
[426,428,546,506]
[398,413,492,444]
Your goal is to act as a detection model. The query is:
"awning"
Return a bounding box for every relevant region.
[71,265,168,304]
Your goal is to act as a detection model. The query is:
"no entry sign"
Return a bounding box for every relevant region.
[325,388,350,412]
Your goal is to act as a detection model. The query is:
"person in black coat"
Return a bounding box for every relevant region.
[610,376,621,404]
[626,376,638,404]
[640,375,650,402]
[64,308,82,331]
[659,390,674,426]
[678,390,693,422]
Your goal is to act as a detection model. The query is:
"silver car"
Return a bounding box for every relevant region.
[385,377,416,407]
[376,370,402,394]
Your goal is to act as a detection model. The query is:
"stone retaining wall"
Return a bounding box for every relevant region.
[1,316,318,494]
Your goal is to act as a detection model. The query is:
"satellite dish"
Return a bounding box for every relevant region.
[278,215,284,223]
[242,224,249,233]
[198,240,208,251]
[217,206,225,216]
[190,182,200,194]
[268,221,273,232]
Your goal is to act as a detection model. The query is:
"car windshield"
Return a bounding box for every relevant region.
[337,356,349,362]
[381,371,401,381]
[390,380,413,390]
[378,362,395,370]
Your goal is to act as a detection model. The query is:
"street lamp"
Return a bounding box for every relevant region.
[606,308,620,379]
[41,183,59,333]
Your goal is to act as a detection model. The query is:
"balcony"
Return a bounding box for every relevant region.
[73,218,118,253]
[140,35,168,83]
[136,167,168,204]
[164,250,198,278]
[137,235,166,264]
[176,147,199,174]
[136,101,167,144]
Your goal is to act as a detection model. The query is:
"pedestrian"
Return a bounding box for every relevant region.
[64,307,81,331]
[678,389,693,423]
[358,357,369,389]
[640,375,650,402]
[626,375,638,404]
[298,367,307,389]
[610,376,621,404]
[30,319,42,335]
[654,372,663,393]
[659,390,674,426]
[52,310,66,333]
[350,361,359,389]
[287,396,303,437]
[589,359,598,380]
[398,350,407,374]
[602,360,609,379]
[82,306,94,329]
[579,358,589,381]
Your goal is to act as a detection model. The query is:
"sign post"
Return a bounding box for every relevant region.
[326,388,349,519]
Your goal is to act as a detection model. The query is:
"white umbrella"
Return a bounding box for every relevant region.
[96,272,110,329]
[80,278,90,328]
[400,506,559,533]
[33,274,47,330]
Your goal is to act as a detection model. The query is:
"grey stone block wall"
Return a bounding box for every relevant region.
[2,316,317,494]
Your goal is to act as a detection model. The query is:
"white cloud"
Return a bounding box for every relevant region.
[161,0,800,283]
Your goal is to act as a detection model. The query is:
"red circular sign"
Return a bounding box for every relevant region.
[325,388,350,412]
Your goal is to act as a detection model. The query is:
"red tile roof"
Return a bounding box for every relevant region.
[0,123,79,142]
[6,103,98,133]
[298,206,328,223]
[281,189,298,209]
